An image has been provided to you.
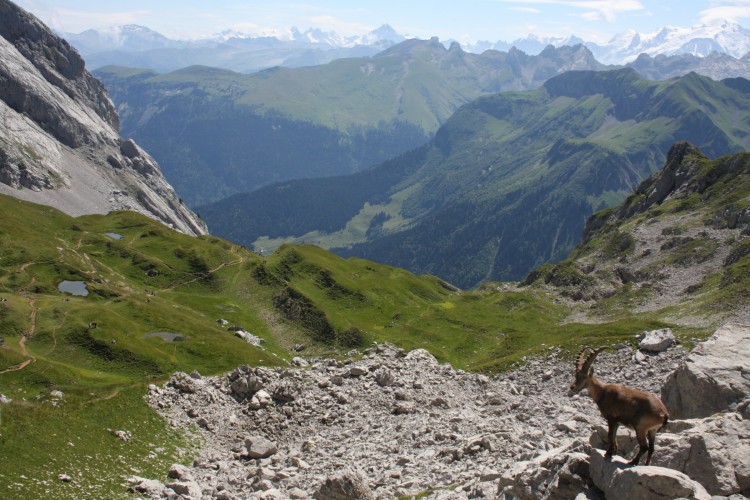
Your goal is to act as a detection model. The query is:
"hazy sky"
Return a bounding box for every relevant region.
[14,1,750,44]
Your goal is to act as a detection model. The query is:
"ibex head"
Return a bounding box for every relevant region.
[569,346,609,394]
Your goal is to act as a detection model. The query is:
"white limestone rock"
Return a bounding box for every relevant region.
[661,323,750,418]
[639,328,675,352]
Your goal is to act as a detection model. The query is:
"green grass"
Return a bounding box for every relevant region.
[0,192,725,497]
[0,386,198,499]
[0,197,287,498]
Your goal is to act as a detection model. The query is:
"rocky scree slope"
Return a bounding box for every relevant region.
[138,340,689,499]
[137,323,750,499]
[0,0,205,236]
[527,142,750,327]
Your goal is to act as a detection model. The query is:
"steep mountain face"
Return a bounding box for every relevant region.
[96,43,606,206]
[64,24,405,74]
[0,0,205,236]
[527,142,750,325]
[200,69,750,288]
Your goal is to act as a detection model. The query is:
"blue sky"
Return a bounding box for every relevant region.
[14,1,750,44]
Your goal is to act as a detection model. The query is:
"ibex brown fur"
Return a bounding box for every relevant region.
[569,346,669,465]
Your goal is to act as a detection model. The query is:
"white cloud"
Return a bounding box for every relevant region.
[496,0,644,22]
[700,2,750,24]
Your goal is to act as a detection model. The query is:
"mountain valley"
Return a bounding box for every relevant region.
[95,42,606,206]
[201,69,750,288]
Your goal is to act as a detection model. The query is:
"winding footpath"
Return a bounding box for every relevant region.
[0,296,37,375]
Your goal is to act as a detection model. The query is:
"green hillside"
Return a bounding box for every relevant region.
[201,69,750,288]
[0,192,693,498]
[95,43,605,205]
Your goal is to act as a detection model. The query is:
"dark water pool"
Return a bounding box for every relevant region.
[58,281,88,296]
[142,332,185,342]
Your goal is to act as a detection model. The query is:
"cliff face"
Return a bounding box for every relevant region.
[0,0,206,236]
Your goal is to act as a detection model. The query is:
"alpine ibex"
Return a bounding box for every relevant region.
[569,346,669,465]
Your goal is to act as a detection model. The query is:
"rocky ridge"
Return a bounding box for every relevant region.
[131,325,750,499]
[530,142,750,327]
[0,0,206,236]
[627,51,750,81]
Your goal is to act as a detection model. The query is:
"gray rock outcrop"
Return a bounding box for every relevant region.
[0,0,205,235]
[655,413,750,496]
[589,412,750,497]
[497,323,750,499]
[661,323,750,418]
[589,449,711,500]
[639,328,675,352]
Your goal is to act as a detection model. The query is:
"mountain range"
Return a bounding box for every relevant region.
[95,42,606,206]
[64,24,405,74]
[63,19,750,74]
[199,69,750,288]
[473,20,750,65]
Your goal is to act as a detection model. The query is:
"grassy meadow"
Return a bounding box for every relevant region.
[0,194,710,497]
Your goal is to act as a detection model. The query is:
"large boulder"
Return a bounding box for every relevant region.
[314,469,375,500]
[591,413,750,496]
[589,449,711,500]
[244,435,278,459]
[661,323,750,419]
[498,441,594,499]
[638,328,675,352]
[655,414,750,496]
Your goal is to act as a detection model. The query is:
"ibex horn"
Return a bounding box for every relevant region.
[575,346,592,372]
[581,346,610,374]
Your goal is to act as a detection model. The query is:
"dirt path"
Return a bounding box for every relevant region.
[0,296,38,375]
[163,253,245,292]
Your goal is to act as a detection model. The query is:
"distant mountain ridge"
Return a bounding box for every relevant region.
[199,69,750,288]
[63,19,750,73]
[96,42,606,206]
[64,24,405,74]
[473,20,750,65]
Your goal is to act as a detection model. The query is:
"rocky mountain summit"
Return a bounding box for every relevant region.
[0,0,206,236]
[133,323,749,499]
